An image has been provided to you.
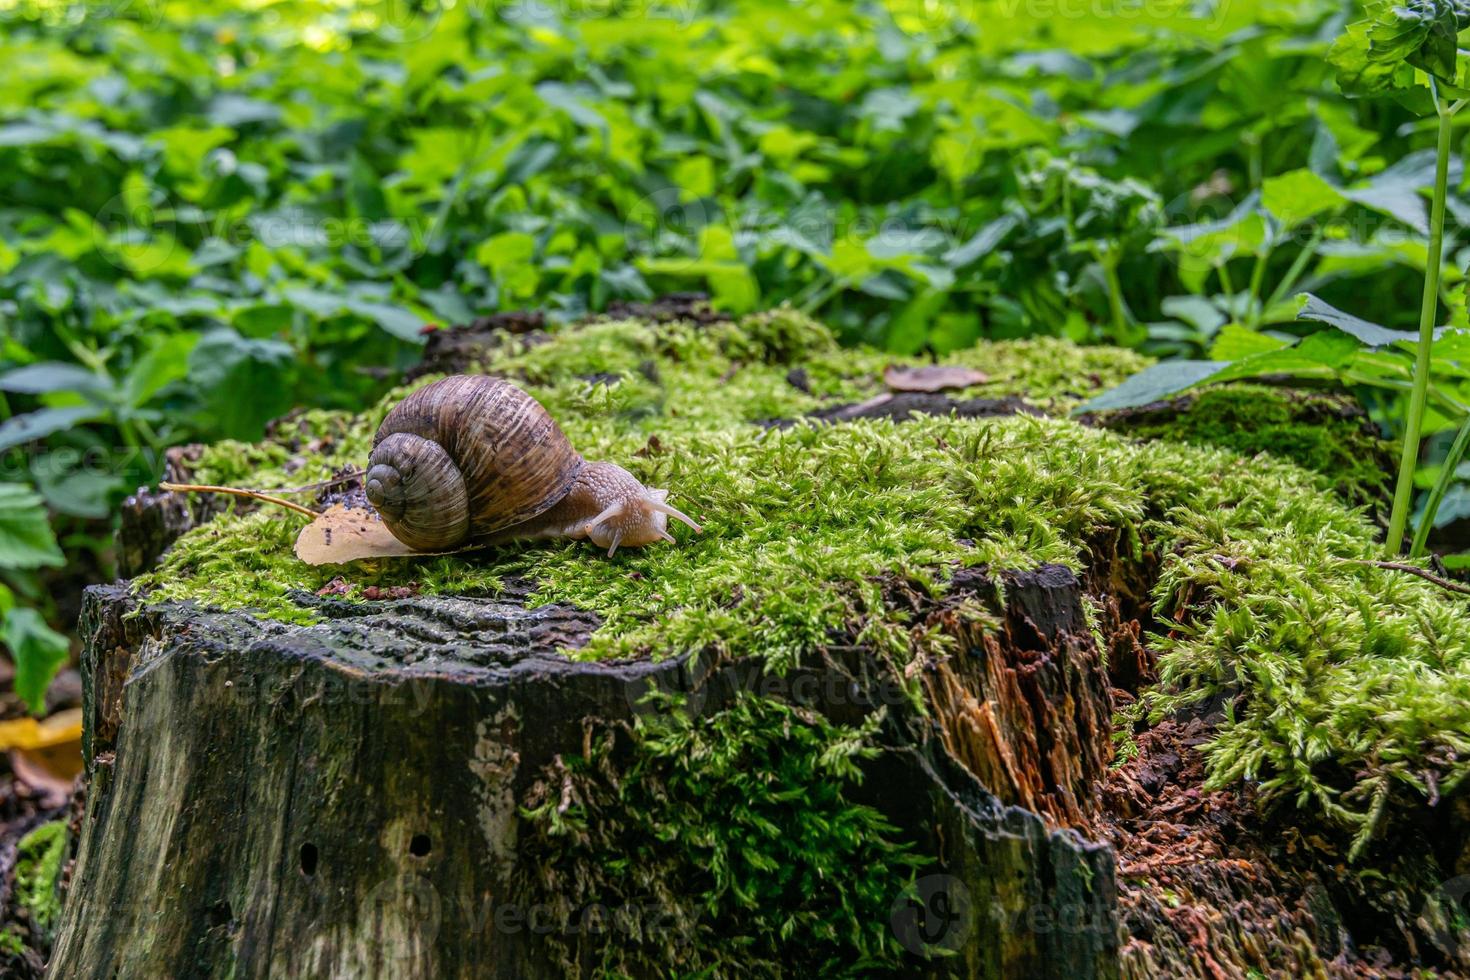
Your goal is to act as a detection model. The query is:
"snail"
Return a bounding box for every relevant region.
[363,375,701,556]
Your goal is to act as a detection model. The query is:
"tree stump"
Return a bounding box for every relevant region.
[48,303,1456,978]
[50,563,1120,978]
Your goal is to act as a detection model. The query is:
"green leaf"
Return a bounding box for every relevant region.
[942,215,1019,268]
[1296,293,1447,348]
[928,313,982,355]
[342,300,428,343]
[34,468,118,521]
[1075,361,1228,413]
[1208,331,1364,383]
[186,329,296,441]
[884,289,950,355]
[0,363,107,396]
[0,484,64,570]
[474,232,537,274]
[1209,324,1292,360]
[1161,295,1228,335]
[2,608,69,714]
[123,334,198,408]
[1330,0,1469,101]
[0,407,103,454]
[1262,170,1346,227]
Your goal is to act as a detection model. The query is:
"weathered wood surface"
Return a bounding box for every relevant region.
[50,564,1119,978]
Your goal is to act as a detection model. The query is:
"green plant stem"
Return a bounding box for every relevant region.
[1386,99,1457,557]
[1246,246,1271,326]
[1265,225,1326,309]
[1338,367,1470,417]
[1216,260,1235,298]
[797,275,850,315]
[1100,250,1129,341]
[1410,413,1470,558]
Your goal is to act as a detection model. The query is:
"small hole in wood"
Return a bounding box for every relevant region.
[300,842,319,876]
[409,833,432,857]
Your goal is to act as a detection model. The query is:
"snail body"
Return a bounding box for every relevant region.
[364,375,699,556]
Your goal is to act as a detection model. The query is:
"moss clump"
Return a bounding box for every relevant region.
[135,309,1470,851]
[1098,384,1391,505]
[13,821,66,936]
[517,695,921,977]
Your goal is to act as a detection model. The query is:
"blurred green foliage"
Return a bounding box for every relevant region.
[1,0,1468,704]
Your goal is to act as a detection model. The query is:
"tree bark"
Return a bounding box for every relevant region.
[50,564,1121,978]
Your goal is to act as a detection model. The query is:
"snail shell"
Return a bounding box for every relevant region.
[365,376,584,551]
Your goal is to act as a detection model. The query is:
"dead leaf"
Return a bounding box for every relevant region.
[10,750,75,805]
[0,708,82,752]
[883,364,989,393]
[316,576,353,597]
[2,708,84,802]
[361,583,422,600]
[295,505,472,566]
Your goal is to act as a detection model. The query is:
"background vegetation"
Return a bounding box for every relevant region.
[3,0,1470,703]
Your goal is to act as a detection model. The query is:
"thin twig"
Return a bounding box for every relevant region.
[236,469,366,495]
[159,482,319,520]
[1342,559,1470,597]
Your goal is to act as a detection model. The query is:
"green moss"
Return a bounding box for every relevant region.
[135,309,1470,852]
[517,695,922,977]
[1102,384,1391,505]
[14,821,66,935]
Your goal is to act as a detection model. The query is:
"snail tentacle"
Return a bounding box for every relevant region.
[648,498,702,532]
[583,501,625,536]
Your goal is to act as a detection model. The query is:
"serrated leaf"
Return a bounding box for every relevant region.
[2,608,70,714]
[1296,293,1447,347]
[1330,0,1469,101]
[0,484,64,570]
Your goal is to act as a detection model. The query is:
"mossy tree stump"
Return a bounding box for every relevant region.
[47,306,1470,976]
[51,569,1119,978]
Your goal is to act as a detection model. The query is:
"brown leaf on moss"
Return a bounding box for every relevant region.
[294,505,468,566]
[883,364,988,392]
[315,576,353,597]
